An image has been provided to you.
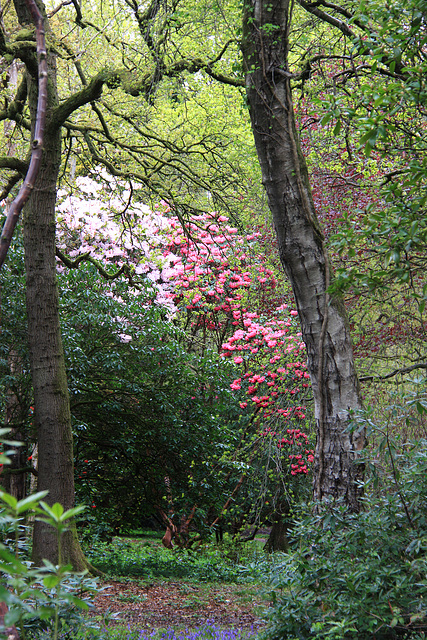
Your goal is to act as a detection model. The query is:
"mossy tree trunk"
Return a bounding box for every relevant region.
[12,0,91,570]
[242,0,365,510]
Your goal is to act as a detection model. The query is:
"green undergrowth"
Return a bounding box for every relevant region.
[83,535,268,583]
[32,621,258,639]
[262,437,427,639]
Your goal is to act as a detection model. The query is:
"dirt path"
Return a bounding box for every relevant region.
[92,579,267,631]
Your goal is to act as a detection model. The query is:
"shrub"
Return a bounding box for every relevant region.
[0,430,98,640]
[262,439,427,639]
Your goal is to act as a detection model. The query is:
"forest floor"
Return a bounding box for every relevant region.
[91,579,267,632]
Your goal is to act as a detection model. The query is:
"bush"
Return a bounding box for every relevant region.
[0,430,98,640]
[262,439,427,639]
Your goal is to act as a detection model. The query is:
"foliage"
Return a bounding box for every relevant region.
[262,388,427,639]
[0,433,98,640]
[154,206,315,531]
[1,176,315,543]
[305,0,427,334]
[60,259,240,541]
[284,0,427,389]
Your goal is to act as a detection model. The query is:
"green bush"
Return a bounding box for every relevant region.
[262,439,427,639]
[0,430,98,640]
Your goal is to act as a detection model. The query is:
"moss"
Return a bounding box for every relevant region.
[15,28,36,41]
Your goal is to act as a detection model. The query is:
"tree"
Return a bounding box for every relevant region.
[0,0,93,569]
[241,0,365,510]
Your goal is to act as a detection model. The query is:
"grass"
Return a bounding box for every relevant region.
[83,534,267,584]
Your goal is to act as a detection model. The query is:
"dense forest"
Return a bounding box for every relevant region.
[0,0,426,638]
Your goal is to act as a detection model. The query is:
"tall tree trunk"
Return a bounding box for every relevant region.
[242,0,365,510]
[13,0,90,569]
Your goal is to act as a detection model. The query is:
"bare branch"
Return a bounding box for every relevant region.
[297,0,356,38]
[360,363,427,383]
[71,0,83,23]
[47,0,73,19]
[56,247,135,282]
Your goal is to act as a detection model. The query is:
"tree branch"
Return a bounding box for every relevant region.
[0,0,48,269]
[55,247,135,282]
[47,1,73,19]
[48,70,108,132]
[298,0,372,33]
[360,363,427,383]
[0,74,28,123]
[297,0,356,38]
[0,156,28,174]
[0,173,23,201]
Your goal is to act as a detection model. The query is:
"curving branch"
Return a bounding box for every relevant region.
[56,247,135,282]
[48,71,107,132]
[298,0,372,33]
[360,363,427,383]
[0,173,23,202]
[0,0,47,269]
[0,156,29,174]
[297,0,356,38]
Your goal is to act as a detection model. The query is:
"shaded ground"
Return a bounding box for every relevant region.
[91,579,267,631]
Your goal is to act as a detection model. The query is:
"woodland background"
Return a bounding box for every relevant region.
[0,0,426,638]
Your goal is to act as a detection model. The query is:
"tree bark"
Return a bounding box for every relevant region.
[12,0,91,569]
[242,0,365,510]
[264,517,289,553]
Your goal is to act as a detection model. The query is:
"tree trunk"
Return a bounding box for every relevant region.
[264,517,289,553]
[242,0,365,510]
[13,0,91,570]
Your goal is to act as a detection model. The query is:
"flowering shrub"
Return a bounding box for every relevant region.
[2,173,314,541]
[56,176,315,538]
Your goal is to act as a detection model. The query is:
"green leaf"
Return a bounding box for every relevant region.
[61,505,86,521]
[16,491,49,514]
[0,492,18,509]
[38,501,64,522]
[320,113,332,126]
[63,595,89,610]
[4,609,22,626]
[43,574,61,589]
[416,400,427,415]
